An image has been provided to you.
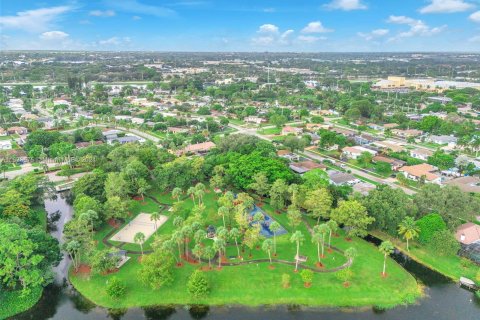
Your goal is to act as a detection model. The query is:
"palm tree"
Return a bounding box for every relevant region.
[195,189,205,206]
[172,187,182,202]
[187,187,196,204]
[398,216,420,251]
[171,230,184,263]
[311,231,323,266]
[315,223,330,259]
[213,238,226,269]
[290,231,305,272]
[134,232,146,256]
[379,241,395,277]
[269,221,281,256]
[229,228,241,258]
[79,210,98,235]
[344,247,358,268]
[204,246,216,269]
[262,239,274,265]
[192,244,204,264]
[194,229,206,245]
[326,220,338,248]
[181,225,193,260]
[150,211,161,230]
[218,206,229,228]
[216,226,228,241]
[173,216,184,228]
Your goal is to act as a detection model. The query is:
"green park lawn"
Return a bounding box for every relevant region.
[70,187,421,309]
[257,127,281,135]
[0,286,43,319]
[371,231,480,281]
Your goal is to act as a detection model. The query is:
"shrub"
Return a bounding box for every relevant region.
[428,230,460,256]
[106,276,126,299]
[336,268,353,284]
[416,213,447,244]
[187,270,209,298]
[300,269,314,285]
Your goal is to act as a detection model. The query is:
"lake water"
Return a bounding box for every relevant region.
[11,194,480,320]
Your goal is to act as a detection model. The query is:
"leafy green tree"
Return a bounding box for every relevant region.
[262,239,274,265]
[269,179,288,211]
[379,241,394,277]
[427,151,455,170]
[270,114,288,128]
[104,196,130,222]
[301,169,330,189]
[290,230,305,272]
[138,249,175,289]
[106,276,126,299]
[150,211,162,230]
[300,269,314,286]
[187,270,209,298]
[303,187,332,224]
[203,246,216,269]
[357,152,373,168]
[0,222,45,293]
[398,217,420,251]
[248,172,271,198]
[428,230,460,256]
[287,205,302,230]
[416,213,447,244]
[331,200,374,238]
[192,244,205,264]
[336,268,353,286]
[172,187,183,203]
[283,136,306,152]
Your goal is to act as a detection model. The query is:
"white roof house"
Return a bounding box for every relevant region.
[0,140,13,150]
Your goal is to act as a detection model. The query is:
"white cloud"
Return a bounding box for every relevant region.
[263,8,276,13]
[387,15,446,41]
[324,0,367,11]
[279,29,294,45]
[0,6,72,32]
[470,11,480,22]
[358,28,389,41]
[89,10,116,17]
[258,24,279,34]
[301,21,333,33]
[40,30,69,40]
[419,0,474,14]
[132,15,142,20]
[98,36,132,46]
[297,35,326,43]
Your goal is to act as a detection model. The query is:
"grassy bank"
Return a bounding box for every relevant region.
[0,287,42,319]
[371,230,480,281]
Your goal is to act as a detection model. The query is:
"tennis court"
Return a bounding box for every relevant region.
[110,213,168,244]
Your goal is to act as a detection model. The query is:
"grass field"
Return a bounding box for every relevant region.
[371,230,480,281]
[0,286,43,319]
[70,187,420,309]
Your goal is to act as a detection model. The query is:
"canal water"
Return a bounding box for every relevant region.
[11,194,480,320]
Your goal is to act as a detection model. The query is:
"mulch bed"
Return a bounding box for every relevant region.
[256,203,264,207]
[315,262,324,268]
[73,264,91,276]
[343,282,350,288]
[268,265,275,270]
[304,282,312,288]
[101,268,119,275]
[381,272,389,278]
[132,196,143,201]
[107,218,121,228]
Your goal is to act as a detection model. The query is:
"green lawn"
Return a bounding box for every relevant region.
[257,127,281,135]
[371,230,480,282]
[70,188,420,309]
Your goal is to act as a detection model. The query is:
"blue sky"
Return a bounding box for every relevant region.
[1,0,480,51]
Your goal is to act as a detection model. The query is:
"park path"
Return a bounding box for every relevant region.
[101,194,351,273]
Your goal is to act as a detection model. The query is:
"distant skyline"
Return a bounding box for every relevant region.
[1,0,480,52]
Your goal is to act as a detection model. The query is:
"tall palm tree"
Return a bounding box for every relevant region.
[171,230,184,263]
[315,223,330,259]
[269,221,281,256]
[311,232,323,265]
[290,231,305,272]
[213,238,226,269]
[229,228,241,258]
[172,187,182,203]
[326,220,338,248]
[134,232,146,256]
[398,216,420,251]
[192,244,204,264]
[195,189,205,205]
[194,229,207,245]
[204,246,215,269]
[187,187,196,204]
[262,239,274,265]
[150,211,161,230]
[379,241,395,277]
[218,206,229,228]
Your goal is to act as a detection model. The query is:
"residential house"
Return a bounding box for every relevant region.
[20,113,39,121]
[37,117,55,130]
[455,223,480,245]
[0,140,12,150]
[410,148,433,161]
[331,127,356,138]
[383,123,399,130]
[277,150,300,161]
[328,170,360,186]
[281,126,303,136]
[427,135,458,147]
[372,155,406,171]
[7,126,28,135]
[167,127,189,134]
[342,146,377,160]
[354,133,377,145]
[75,141,104,149]
[0,128,6,136]
[305,123,330,132]
[445,176,480,193]
[399,163,441,184]
[392,129,423,139]
[244,116,266,125]
[178,141,216,156]
[371,140,405,153]
[289,160,326,174]
[353,182,376,195]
